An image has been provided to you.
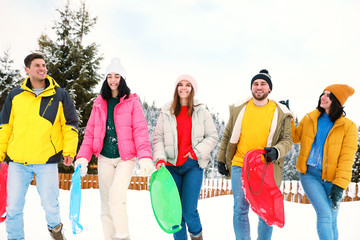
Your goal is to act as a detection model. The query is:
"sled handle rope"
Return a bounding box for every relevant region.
[245,153,268,196]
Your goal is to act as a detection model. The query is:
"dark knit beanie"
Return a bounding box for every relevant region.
[251,69,272,90]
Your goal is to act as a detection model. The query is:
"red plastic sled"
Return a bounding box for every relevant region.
[241,149,285,228]
[0,162,8,223]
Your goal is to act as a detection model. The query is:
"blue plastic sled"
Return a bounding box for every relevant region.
[69,165,83,234]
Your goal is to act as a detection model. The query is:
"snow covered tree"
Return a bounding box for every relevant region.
[205,111,225,179]
[0,48,22,110]
[37,1,103,173]
[351,127,360,182]
[283,117,300,181]
[38,1,102,128]
[142,100,161,151]
[283,143,300,181]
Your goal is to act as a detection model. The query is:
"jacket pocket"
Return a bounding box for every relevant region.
[50,135,57,154]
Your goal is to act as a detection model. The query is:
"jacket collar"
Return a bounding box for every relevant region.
[93,93,138,108]
[162,99,202,115]
[307,109,345,127]
[229,100,280,146]
[21,75,59,97]
[234,97,292,115]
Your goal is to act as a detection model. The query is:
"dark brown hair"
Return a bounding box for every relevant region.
[100,76,130,100]
[317,92,345,122]
[24,53,45,68]
[170,84,195,117]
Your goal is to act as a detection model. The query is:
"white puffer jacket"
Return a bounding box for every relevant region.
[153,100,219,169]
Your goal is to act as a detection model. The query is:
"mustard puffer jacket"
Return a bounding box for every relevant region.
[0,76,78,164]
[293,109,358,189]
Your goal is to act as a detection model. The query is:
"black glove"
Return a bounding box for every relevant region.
[217,161,229,176]
[279,100,290,110]
[263,147,278,163]
[328,184,344,211]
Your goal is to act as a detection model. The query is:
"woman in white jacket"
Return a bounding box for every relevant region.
[153,74,218,240]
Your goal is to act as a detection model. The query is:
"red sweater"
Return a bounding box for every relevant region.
[157,106,197,167]
[175,106,197,165]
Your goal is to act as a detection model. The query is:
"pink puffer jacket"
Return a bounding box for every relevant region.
[76,93,152,161]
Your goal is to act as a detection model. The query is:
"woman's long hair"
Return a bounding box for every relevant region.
[100,76,130,100]
[317,92,345,122]
[170,84,195,117]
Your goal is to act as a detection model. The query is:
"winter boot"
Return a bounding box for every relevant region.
[190,232,203,240]
[49,223,66,240]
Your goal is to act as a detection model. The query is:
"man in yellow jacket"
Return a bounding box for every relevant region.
[0,53,78,240]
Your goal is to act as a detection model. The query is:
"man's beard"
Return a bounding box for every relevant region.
[35,77,46,82]
[252,91,269,101]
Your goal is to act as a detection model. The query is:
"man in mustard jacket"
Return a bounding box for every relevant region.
[0,53,78,240]
[217,69,293,240]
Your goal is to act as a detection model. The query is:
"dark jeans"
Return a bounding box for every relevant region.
[167,158,204,240]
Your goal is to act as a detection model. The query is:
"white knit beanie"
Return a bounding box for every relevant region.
[105,58,127,80]
[175,74,198,95]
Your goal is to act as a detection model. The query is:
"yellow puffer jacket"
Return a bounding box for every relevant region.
[0,76,78,164]
[293,109,358,189]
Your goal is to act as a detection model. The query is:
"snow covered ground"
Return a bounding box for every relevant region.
[1,185,359,240]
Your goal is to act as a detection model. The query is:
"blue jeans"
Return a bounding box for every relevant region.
[166,158,203,240]
[231,166,273,240]
[6,162,61,240]
[300,166,338,240]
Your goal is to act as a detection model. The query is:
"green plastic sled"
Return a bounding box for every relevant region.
[150,166,182,234]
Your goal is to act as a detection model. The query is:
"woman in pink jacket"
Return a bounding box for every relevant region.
[75,58,154,240]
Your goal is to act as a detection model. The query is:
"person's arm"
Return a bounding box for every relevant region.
[216,105,233,176]
[217,105,233,164]
[192,108,219,161]
[153,112,167,165]
[0,93,14,162]
[332,120,358,189]
[59,90,79,160]
[132,99,152,160]
[76,103,96,161]
[292,115,306,144]
[272,115,293,160]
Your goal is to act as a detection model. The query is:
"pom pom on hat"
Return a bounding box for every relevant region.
[324,84,355,106]
[251,69,272,90]
[105,58,127,80]
[175,74,198,95]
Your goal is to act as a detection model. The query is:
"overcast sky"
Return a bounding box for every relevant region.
[1,0,359,126]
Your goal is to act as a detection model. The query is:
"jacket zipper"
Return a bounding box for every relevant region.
[42,98,53,117]
[50,135,57,154]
